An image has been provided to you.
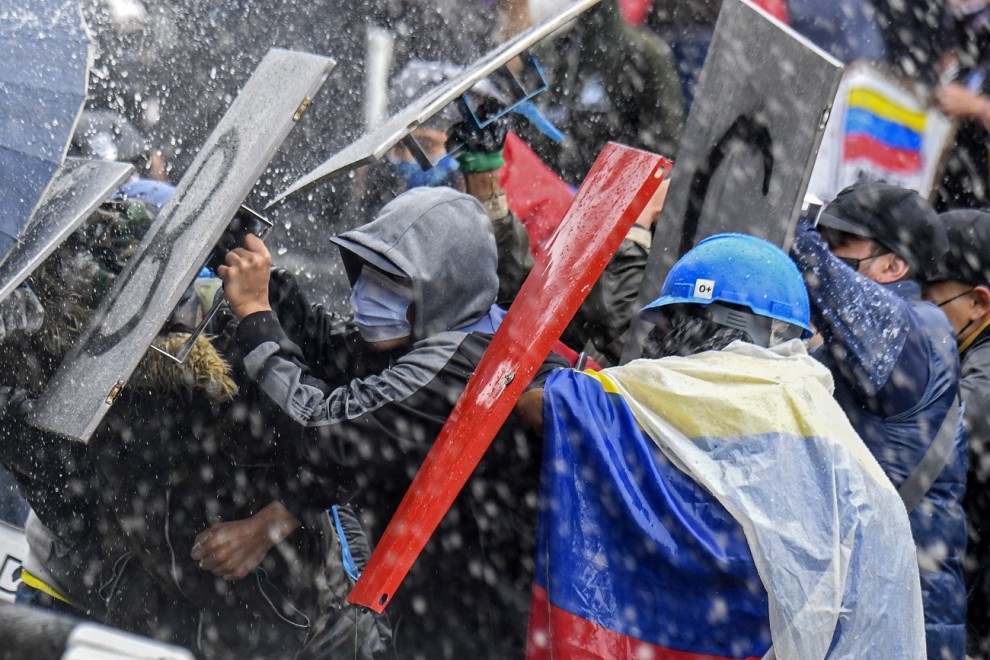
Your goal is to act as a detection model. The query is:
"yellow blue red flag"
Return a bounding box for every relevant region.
[527,341,924,659]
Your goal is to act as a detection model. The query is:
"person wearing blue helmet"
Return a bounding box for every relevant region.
[790,180,967,660]
[517,233,924,658]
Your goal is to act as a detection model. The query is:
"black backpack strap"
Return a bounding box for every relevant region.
[899,396,961,513]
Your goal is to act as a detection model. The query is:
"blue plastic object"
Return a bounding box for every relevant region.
[331,505,361,582]
[511,100,565,144]
[640,233,812,337]
[112,179,177,215]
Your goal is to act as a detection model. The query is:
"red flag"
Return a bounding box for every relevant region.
[501,132,574,262]
[618,0,654,25]
[348,144,672,612]
[750,0,790,23]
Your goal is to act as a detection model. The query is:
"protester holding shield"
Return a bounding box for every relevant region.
[215,186,566,658]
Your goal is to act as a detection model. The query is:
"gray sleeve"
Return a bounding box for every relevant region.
[242,335,460,429]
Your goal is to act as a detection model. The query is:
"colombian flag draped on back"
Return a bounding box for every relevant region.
[527,341,925,659]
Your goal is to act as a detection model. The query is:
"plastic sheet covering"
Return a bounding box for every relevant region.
[530,339,925,658]
[600,340,925,658]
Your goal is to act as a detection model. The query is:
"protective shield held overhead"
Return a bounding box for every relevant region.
[622,0,842,363]
[0,158,134,305]
[28,48,336,443]
[0,0,91,264]
[267,0,600,207]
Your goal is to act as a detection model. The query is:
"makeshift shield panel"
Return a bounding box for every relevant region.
[0,158,134,305]
[267,0,600,207]
[28,49,335,443]
[0,0,91,263]
[348,144,672,613]
[621,0,842,363]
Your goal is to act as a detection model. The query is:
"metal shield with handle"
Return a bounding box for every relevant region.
[28,48,336,443]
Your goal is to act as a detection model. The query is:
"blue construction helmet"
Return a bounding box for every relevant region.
[640,233,813,347]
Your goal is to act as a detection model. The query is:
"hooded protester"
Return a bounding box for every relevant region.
[0,195,163,624]
[924,208,990,656]
[789,181,967,659]
[214,186,566,658]
[529,0,684,184]
[518,234,925,658]
[0,188,388,660]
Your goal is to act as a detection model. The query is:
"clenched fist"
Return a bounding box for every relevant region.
[216,233,272,319]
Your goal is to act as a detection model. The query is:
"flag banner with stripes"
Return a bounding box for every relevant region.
[807,62,953,200]
[527,341,924,659]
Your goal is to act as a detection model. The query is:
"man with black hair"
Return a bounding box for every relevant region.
[790,180,967,659]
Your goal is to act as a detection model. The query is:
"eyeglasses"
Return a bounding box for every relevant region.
[836,252,888,271]
[935,289,974,308]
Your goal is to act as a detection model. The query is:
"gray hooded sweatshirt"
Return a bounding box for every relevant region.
[235,186,563,659]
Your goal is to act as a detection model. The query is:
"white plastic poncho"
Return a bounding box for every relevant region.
[601,339,925,659]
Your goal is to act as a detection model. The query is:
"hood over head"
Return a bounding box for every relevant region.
[930,208,990,286]
[332,187,499,339]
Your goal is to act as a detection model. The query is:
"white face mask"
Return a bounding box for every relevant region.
[349,267,414,342]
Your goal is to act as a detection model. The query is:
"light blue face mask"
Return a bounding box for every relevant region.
[391,155,462,189]
[350,266,414,342]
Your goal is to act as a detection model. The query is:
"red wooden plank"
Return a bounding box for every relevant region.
[348,143,672,612]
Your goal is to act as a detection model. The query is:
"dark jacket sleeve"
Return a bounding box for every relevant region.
[0,388,98,538]
[790,221,930,413]
[961,338,990,467]
[561,235,648,365]
[266,268,400,383]
[491,211,533,305]
[233,310,451,519]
